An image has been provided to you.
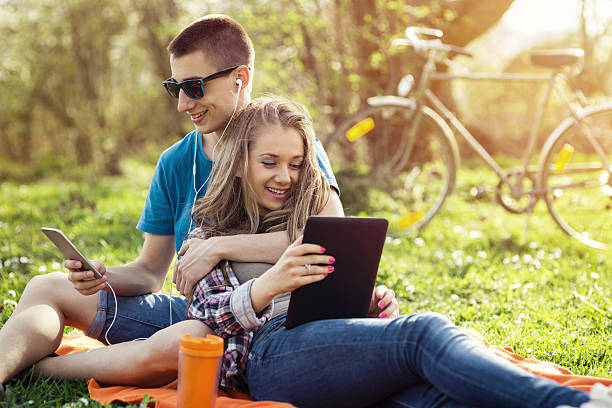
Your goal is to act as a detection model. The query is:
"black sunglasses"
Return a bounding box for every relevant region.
[162,65,240,99]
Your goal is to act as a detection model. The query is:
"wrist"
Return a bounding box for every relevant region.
[250,274,277,313]
[208,235,227,261]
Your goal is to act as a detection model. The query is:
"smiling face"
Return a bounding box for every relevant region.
[245,124,304,215]
[169,51,247,136]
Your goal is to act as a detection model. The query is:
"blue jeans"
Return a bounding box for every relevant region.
[85,290,187,344]
[246,312,589,408]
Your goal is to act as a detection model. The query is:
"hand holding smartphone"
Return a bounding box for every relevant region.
[41,227,103,279]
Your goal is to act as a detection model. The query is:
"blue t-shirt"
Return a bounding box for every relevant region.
[137,130,338,252]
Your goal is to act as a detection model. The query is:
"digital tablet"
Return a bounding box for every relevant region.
[285,216,388,329]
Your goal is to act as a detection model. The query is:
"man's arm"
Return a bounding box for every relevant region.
[174,191,344,297]
[66,233,175,297]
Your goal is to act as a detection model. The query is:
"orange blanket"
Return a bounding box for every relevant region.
[56,331,611,408]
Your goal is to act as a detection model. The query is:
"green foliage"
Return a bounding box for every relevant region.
[0,0,519,180]
[0,159,610,405]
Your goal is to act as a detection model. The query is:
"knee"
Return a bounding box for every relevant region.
[401,312,454,337]
[23,272,66,299]
[144,320,214,373]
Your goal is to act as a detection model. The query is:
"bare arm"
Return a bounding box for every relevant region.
[65,233,175,296]
[175,191,344,297]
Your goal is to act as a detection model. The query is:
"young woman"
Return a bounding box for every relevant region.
[186,97,608,408]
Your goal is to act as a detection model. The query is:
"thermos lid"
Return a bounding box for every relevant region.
[180,334,224,357]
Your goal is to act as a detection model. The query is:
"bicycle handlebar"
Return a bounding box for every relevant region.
[396,26,473,59]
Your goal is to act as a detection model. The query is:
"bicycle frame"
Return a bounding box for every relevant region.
[408,53,586,197]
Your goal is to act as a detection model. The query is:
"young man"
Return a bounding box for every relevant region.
[0,14,343,389]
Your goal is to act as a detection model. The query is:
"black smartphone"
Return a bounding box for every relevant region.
[41,227,103,279]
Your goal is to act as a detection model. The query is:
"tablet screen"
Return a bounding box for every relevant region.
[285,216,388,329]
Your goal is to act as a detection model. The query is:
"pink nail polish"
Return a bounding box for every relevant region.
[320,247,326,252]
[324,273,328,278]
[328,266,334,272]
[378,300,385,308]
[379,312,387,318]
[329,257,335,263]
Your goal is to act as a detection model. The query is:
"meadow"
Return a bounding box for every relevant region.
[0,159,610,407]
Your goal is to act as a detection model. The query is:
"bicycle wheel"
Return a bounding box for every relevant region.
[325,100,458,230]
[539,104,612,249]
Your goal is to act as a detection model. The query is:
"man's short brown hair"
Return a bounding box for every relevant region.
[168,14,254,70]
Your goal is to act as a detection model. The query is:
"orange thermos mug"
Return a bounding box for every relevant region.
[178,334,224,408]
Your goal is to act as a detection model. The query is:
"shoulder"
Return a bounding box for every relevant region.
[158,130,199,165]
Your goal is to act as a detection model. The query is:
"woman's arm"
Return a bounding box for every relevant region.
[250,237,333,313]
[188,262,272,337]
[176,192,344,298]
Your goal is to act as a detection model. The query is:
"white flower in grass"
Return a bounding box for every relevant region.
[414,237,425,246]
[465,256,473,263]
[8,272,15,279]
[52,262,61,270]
[3,299,17,308]
[477,251,487,259]
[529,241,538,249]
[405,284,415,295]
[453,225,465,234]
[8,289,16,298]
[38,265,47,273]
[449,294,460,302]
[469,230,482,239]
[451,250,463,259]
[591,272,600,279]
[515,312,528,324]
[434,250,444,259]
[19,256,31,263]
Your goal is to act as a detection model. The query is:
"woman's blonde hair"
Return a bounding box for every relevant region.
[192,97,331,241]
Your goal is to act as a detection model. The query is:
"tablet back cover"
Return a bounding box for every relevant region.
[285,216,388,329]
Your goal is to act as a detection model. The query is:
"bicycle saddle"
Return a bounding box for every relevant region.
[529,49,584,69]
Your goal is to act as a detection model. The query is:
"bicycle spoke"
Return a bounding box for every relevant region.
[540,105,612,249]
[326,104,457,231]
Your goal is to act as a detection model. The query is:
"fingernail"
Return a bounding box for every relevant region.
[378,300,385,308]
[320,247,326,252]
[328,266,334,272]
[379,312,387,318]
[324,273,328,278]
[329,257,335,263]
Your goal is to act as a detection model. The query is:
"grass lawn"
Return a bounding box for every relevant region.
[0,159,610,407]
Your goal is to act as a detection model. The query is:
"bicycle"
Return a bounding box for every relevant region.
[324,26,612,249]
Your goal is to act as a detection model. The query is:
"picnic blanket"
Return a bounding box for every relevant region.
[56,331,611,408]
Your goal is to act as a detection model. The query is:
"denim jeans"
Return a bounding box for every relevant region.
[85,290,187,345]
[246,312,589,408]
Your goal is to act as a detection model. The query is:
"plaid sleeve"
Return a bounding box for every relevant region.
[188,261,272,337]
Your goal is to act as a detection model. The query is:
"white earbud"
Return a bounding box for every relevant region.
[236,78,243,90]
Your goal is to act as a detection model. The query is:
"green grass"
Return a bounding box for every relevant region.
[0,159,610,406]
